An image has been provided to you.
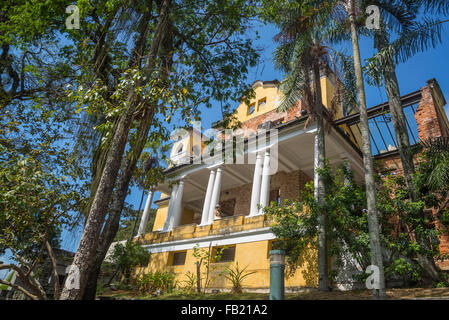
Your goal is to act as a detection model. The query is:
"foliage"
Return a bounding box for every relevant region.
[376,172,436,284]
[108,241,150,281]
[266,162,371,277]
[136,271,177,295]
[192,244,227,293]
[261,0,357,116]
[96,281,108,296]
[0,270,15,291]
[180,271,197,293]
[219,262,256,294]
[113,207,157,242]
[267,154,449,286]
[435,281,449,288]
[0,144,80,258]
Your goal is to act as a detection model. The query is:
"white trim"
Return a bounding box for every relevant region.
[158,121,317,183]
[142,227,276,253]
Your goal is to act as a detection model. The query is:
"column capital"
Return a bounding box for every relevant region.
[207,162,223,170]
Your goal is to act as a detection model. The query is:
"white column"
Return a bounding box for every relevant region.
[172,180,184,228]
[259,149,271,214]
[207,167,222,224]
[249,152,263,216]
[200,170,216,225]
[162,184,179,232]
[137,189,155,236]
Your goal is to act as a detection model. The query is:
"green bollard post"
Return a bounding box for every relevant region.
[269,250,285,300]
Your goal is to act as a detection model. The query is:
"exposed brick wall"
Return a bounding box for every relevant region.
[239,101,304,135]
[217,169,311,216]
[415,80,449,141]
[377,80,449,267]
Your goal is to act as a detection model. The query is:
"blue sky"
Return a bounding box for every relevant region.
[2,20,448,279]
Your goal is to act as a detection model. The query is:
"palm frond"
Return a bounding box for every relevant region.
[418,0,449,15]
[365,17,447,69]
[390,17,446,64]
[368,0,419,34]
[420,137,449,190]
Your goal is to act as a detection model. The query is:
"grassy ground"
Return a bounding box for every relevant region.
[97,287,449,300]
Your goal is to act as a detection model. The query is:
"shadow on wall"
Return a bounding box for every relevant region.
[299,246,318,288]
[207,264,229,288]
[285,246,318,288]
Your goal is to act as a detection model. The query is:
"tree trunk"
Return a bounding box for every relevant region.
[80,5,175,298]
[375,29,441,282]
[375,28,416,199]
[347,1,386,299]
[60,105,136,300]
[81,108,155,300]
[312,63,329,291]
[45,241,60,300]
[60,0,171,300]
[196,261,202,293]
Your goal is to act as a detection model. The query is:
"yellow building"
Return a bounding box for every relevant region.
[134,71,371,292]
[132,75,449,291]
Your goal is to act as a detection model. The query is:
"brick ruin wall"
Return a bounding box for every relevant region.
[376,81,449,268]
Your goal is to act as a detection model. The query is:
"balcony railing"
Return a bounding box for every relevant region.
[334,90,421,157]
[137,214,270,245]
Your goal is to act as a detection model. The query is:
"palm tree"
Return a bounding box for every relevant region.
[338,0,449,283]
[369,3,449,281]
[267,3,355,291]
[330,0,449,296]
[273,0,387,298]
[367,1,449,205]
[275,21,330,293]
[345,0,387,299]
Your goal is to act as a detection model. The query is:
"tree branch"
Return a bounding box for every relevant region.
[0,279,39,300]
[45,241,60,300]
[0,263,46,300]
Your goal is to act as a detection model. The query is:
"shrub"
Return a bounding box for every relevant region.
[136,271,177,295]
[220,262,256,294]
[181,271,197,293]
[435,281,448,288]
[109,240,150,283]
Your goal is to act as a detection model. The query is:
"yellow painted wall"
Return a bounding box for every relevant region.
[138,239,318,290]
[152,193,169,231]
[144,74,350,291]
[232,76,338,125]
[234,83,282,123]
